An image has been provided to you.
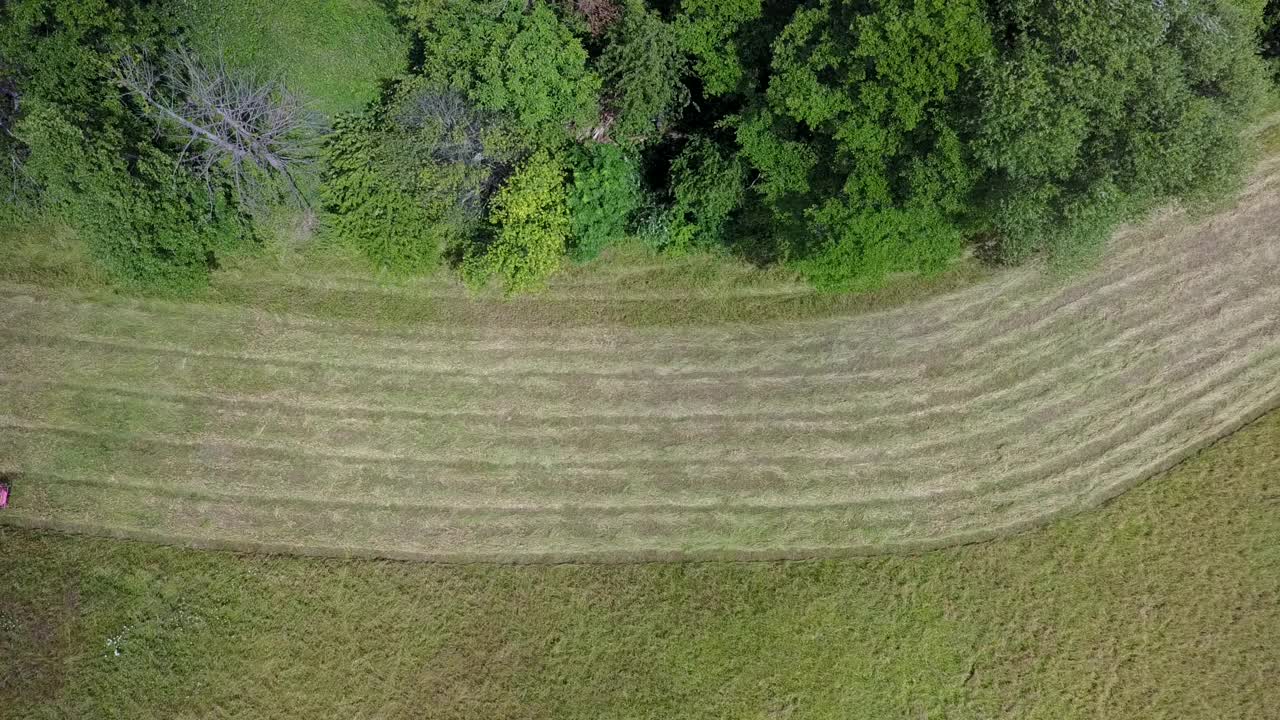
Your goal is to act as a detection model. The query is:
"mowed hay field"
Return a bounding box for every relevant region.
[1,156,1280,561]
[2,410,1278,718]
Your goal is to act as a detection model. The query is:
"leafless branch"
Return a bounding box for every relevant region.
[117,48,320,209]
[0,66,32,204]
[391,87,510,213]
[575,0,623,36]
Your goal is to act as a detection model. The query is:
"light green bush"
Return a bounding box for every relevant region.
[464,150,570,293]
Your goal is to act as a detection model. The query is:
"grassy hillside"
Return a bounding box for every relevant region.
[175,0,406,116]
[2,408,1277,718]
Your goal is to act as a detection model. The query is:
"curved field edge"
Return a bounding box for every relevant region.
[2,388,1278,565]
[2,407,1277,718]
[0,156,1278,562]
[0,229,993,329]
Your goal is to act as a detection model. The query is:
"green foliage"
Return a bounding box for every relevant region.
[732,111,816,208]
[1265,0,1280,79]
[0,123,34,229]
[1229,0,1272,26]
[739,0,990,286]
[16,105,251,292]
[389,0,1270,292]
[382,81,518,216]
[796,205,963,292]
[596,2,689,144]
[663,137,745,252]
[0,0,164,127]
[407,0,601,147]
[464,150,570,292]
[674,0,764,96]
[320,114,441,275]
[567,144,643,261]
[0,0,253,292]
[6,0,1274,296]
[320,78,533,276]
[975,0,1268,266]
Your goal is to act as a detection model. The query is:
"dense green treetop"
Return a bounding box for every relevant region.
[1,0,1274,293]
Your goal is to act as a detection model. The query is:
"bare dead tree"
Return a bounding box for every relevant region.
[0,63,32,204]
[391,86,512,213]
[575,0,623,36]
[393,89,487,165]
[117,48,320,208]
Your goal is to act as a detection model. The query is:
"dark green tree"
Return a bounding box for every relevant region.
[975,0,1268,268]
[595,1,689,145]
[737,0,993,289]
[1,0,254,291]
[1264,0,1280,77]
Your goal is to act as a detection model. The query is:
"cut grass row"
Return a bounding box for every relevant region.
[2,408,1277,718]
[1,158,1279,559]
[2,294,1277,556]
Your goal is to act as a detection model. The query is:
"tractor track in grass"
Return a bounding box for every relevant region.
[1,158,1279,561]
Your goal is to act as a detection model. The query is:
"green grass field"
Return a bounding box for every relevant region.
[2,408,1277,718]
[2,6,1278,716]
[175,0,407,116]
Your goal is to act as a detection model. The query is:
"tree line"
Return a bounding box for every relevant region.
[2,0,1279,293]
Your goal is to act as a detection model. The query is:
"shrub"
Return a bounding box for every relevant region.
[663,137,745,253]
[793,205,962,292]
[321,114,441,275]
[567,144,642,261]
[595,2,689,144]
[464,150,570,292]
[17,104,251,292]
[1,0,254,292]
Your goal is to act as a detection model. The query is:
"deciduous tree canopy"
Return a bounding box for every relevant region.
[0,0,1274,292]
